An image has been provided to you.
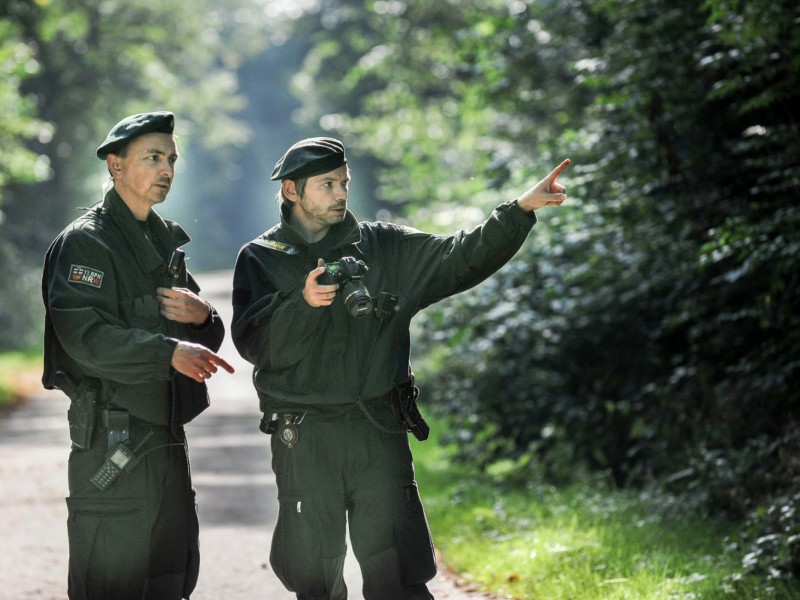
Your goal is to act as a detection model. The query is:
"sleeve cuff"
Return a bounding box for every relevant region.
[512,198,538,222]
[192,305,216,329]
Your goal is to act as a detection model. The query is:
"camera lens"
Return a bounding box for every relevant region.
[341,281,373,317]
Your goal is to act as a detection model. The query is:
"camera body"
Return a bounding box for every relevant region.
[318,257,373,317]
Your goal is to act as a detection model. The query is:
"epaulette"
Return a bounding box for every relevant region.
[251,237,300,255]
[398,225,425,237]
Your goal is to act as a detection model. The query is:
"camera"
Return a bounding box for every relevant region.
[318,256,373,317]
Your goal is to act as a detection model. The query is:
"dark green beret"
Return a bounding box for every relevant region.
[271,137,347,181]
[96,111,175,159]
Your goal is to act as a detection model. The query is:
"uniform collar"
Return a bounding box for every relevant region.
[278,202,361,253]
[101,188,190,273]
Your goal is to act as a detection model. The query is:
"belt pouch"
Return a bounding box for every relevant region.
[104,409,130,448]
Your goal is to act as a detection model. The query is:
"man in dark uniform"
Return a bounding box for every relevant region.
[42,111,235,600]
[231,137,568,599]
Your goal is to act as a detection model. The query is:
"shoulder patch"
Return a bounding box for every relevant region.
[68,264,104,288]
[253,238,300,255]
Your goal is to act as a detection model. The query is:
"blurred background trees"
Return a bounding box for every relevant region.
[2,0,798,585]
[1,0,306,347]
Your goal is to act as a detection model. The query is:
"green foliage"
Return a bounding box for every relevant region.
[0,12,50,351]
[0,348,43,408]
[3,0,798,588]
[284,0,800,587]
[412,420,796,599]
[290,0,587,223]
[7,0,263,212]
[0,18,46,193]
[736,491,800,584]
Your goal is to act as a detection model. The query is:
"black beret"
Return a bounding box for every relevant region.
[271,137,347,181]
[96,111,175,159]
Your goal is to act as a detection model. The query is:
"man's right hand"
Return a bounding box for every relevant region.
[302,258,339,308]
[171,341,235,383]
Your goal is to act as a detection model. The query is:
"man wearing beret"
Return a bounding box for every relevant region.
[42,111,235,599]
[231,137,568,599]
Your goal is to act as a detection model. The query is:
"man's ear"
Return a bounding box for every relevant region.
[282,180,298,202]
[107,154,122,176]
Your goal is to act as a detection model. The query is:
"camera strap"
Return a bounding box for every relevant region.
[354,320,413,436]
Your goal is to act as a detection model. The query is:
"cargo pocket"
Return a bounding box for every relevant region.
[65,496,147,594]
[271,492,332,597]
[393,482,437,585]
[270,494,325,596]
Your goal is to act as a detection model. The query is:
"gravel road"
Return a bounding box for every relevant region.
[0,271,486,600]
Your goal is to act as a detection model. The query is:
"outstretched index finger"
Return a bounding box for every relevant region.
[546,159,570,188]
[210,353,236,374]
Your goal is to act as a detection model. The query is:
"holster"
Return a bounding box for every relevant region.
[392,381,430,441]
[56,371,100,450]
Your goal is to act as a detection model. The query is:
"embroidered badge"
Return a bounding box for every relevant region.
[68,264,104,288]
[255,238,299,255]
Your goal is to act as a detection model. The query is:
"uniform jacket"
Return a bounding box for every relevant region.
[42,188,224,425]
[231,199,536,413]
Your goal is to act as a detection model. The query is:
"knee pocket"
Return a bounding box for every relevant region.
[393,482,437,586]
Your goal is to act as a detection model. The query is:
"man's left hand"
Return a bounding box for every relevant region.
[156,287,211,325]
[517,159,570,212]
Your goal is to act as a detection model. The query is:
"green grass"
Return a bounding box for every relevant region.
[0,348,43,408]
[411,421,796,600]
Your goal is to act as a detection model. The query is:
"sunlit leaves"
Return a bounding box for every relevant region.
[0,20,47,193]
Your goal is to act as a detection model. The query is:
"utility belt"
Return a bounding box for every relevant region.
[259,380,430,448]
[56,371,178,448]
[90,408,182,492]
[56,371,183,491]
[98,407,172,443]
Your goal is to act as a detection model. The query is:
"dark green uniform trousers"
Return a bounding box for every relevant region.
[269,399,437,600]
[66,422,199,600]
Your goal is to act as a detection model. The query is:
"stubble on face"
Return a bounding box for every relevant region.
[291,165,350,241]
